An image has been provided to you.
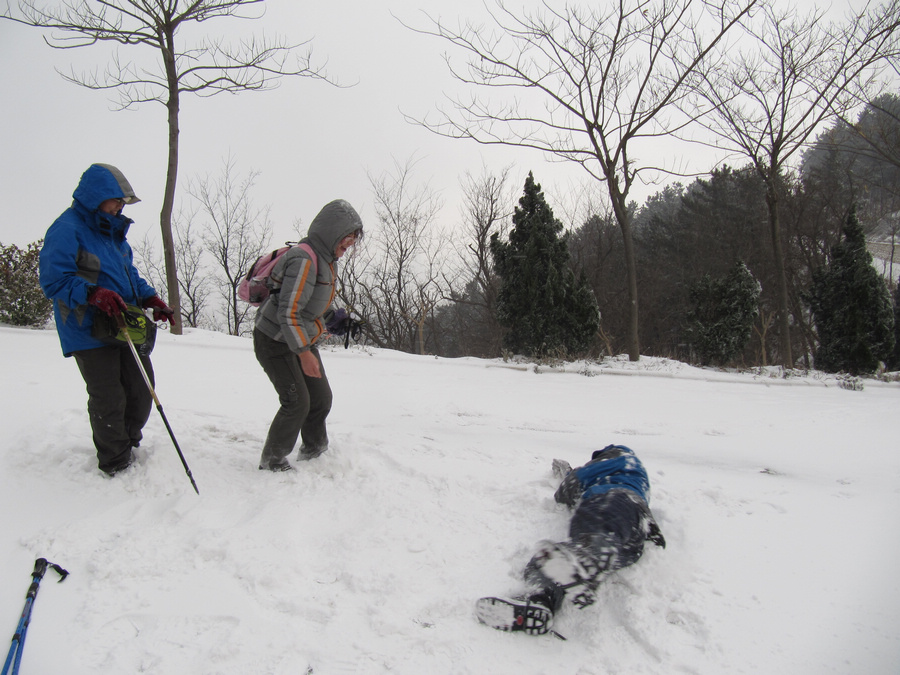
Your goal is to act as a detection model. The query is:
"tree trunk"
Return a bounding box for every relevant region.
[764,184,792,367]
[609,181,640,361]
[161,40,183,335]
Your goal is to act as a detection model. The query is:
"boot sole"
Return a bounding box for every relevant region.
[475,596,552,635]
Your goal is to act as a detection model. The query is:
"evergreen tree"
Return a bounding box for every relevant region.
[0,240,52,327]
[685,260,760,367]
[887,280,900,371]
[490,173,599,358]
[634,166,770,358]
[805,207,895,374]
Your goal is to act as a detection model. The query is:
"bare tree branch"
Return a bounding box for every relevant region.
[2,0,337,336]
[343,157,447,354]
[192,155,272,336]
[404,0,760,360]
[690,0,900,365]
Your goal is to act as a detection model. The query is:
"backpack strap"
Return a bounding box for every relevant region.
[297,242,318,277]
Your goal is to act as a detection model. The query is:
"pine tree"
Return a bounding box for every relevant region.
[891,282,900,371]
[0,240,52,327]
[490,172,599,358]
[805,207,895,374]
[685,260,760,367]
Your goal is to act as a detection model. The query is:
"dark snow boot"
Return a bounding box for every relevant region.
[297,445,327,461]
[475,596,554,636]
[103,451,135,477]
[258,460,295,472]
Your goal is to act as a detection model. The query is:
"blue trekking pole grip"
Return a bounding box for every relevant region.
[2,558,68,675]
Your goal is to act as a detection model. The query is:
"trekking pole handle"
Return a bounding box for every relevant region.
[29,559,68,590]
[117,315,162,407]
[31,559,47,581]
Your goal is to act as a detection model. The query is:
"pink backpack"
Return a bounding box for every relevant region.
[238,242,317,306]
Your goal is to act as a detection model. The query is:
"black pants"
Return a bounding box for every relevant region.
[73,345,154,474]
[567,489,648,569]
[254,330,332,467]
[525,489,648,610]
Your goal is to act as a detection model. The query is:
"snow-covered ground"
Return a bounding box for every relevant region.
[1,324,898,674]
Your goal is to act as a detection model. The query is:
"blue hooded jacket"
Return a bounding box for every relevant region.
[40,164,156,356]
[555,444,651,505]
[553,445,666,549]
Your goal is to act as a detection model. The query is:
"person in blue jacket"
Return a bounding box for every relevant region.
[40,163,174,476]
[475,444,666,636]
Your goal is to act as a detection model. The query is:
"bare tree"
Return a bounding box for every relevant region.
[132,234,167,301]
[559,184,626,354]
[2,0,334,335]
[344,158,446,354]
[691,1,900,366]
[409,0,759,360]
[172,213,212,329]
[193,156,272,336]
[133,208,210,329]
[443,166,514,357]
[840,96,900,177]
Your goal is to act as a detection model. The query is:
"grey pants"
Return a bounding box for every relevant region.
[525,489,648,610]
[254,330,332,466]
[73,345,154,474]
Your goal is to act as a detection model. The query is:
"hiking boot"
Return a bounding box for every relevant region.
[104,452,135,477]
[258,460,295,472]
[475,596,554,635]
[297,445,327,461]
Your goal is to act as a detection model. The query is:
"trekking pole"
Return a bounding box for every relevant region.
[118,315,200,495]
[2,558,68,675]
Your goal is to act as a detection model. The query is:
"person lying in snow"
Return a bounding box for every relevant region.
[475,444,666,636]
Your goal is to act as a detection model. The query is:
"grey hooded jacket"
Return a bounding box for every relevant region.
[254,199,362,353]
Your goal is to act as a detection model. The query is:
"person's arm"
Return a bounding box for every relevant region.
[277,252,317,352]
[39,222,93,308]
[553,465,582,507]
[277,251,323,377]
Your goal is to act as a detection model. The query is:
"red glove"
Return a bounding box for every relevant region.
[87,287,127,317]
[142,296,175,324]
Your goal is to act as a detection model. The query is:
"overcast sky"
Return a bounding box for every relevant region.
[0,0,864,250]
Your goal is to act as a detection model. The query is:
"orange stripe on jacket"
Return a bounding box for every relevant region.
[287,260,313,347]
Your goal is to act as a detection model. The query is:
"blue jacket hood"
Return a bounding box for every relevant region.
[40,164,154,356]
[72,164,141,213]
[72,164,141,240]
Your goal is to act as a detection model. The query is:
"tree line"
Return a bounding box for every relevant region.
[142,94,900,374]
[6,95,899,376]
[2,0,899,374]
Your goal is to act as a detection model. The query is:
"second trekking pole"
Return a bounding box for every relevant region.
[2,558,68,675]
[118,315,200,495]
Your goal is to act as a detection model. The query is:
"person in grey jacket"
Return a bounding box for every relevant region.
[253,199,363,471]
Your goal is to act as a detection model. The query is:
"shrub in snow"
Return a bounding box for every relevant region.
[0,239,52,327]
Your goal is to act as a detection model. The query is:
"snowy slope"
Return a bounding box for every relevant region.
[1,324,898,674]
